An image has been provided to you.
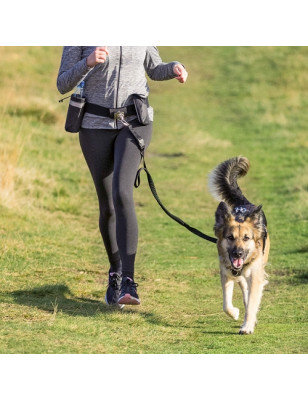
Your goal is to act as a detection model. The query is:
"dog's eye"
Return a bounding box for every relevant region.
[227,235,235,241]
[243,236,250,241]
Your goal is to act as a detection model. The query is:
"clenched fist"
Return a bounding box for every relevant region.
[173,63,188,83]
[87,46,109,68]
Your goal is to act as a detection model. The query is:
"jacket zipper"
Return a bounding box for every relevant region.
[115,46,122,128]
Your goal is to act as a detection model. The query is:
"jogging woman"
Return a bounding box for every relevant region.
[57,46,187,306]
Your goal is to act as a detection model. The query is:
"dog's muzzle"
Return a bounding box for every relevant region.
[229,256,245,276]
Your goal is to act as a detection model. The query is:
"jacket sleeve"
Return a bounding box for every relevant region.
[57,46,91,94]
[144,46,181,81]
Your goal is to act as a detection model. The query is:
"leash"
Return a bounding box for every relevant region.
[135,159,218,244]
[116,112,217,244]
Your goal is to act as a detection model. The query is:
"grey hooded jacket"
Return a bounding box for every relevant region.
[57,46,181,129]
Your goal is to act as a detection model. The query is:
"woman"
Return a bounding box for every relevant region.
[57,46,187,306]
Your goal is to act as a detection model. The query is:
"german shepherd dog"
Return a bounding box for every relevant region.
[209,156,270,334]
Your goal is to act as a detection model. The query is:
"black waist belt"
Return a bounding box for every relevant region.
[85,101,147,119]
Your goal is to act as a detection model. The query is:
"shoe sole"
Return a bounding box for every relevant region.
[105,295,125,309]
[118,294,140,305]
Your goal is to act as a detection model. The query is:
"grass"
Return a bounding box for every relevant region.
[0,46,307,354]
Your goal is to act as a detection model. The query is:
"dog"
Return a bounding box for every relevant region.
[208,156,270,334]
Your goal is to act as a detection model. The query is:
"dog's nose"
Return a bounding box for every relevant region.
[232,248,244,258]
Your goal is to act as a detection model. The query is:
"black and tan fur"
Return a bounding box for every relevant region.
[209,156,270,334]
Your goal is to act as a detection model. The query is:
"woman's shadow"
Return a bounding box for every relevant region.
[8,284,239,334]
[10,284,119,317]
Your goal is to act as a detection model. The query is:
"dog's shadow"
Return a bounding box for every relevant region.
[9,284,122,317]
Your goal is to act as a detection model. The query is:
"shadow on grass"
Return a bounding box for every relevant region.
[293,272,308,284]
[9,284,121,317]
[7,284,241,335]
[271,267,308,285]
[286,245,308,255]
[8,284,159,321]
[283,246,308,284]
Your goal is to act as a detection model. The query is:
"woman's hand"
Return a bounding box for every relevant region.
[87,46,109,68]
[173,64,188,83]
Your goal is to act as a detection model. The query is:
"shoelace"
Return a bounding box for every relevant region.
[122,279,138,290]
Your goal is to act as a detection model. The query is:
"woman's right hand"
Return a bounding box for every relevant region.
[87,46,109,68]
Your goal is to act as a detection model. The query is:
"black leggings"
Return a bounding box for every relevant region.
[79,121,153,279]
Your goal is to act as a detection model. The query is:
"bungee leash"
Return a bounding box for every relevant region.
[115,112,217,244]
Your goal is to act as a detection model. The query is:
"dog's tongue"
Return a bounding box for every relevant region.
[232,258,244,267]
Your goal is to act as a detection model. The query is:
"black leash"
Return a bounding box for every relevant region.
[116,114,217,244]
[135,158,217,244]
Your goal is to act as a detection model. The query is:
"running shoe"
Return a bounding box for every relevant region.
[118,277,140,305]
[105,272,124,308]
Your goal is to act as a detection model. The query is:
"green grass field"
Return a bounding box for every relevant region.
[0,46,307,354]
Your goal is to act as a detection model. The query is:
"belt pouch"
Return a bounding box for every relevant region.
[133,95,150,125]
[65,95,86,133]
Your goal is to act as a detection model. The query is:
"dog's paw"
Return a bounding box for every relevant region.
[239,322,255,335]
[232,307,240,320]
[224,307,240,320]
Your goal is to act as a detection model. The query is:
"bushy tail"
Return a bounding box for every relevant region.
[208,156,250,207]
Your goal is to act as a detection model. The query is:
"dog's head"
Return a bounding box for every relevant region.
[214,202,266,276]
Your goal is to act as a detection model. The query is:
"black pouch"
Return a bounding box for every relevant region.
[133,95,150,125]
[65,94,86,133]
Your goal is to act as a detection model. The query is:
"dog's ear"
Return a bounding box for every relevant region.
[214,202,231,235]
[248,205,266,230]
[249,204,263,223]
[248,205,268,245]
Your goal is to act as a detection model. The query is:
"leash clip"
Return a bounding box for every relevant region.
[114,111,145,151]
[114,111,129,126]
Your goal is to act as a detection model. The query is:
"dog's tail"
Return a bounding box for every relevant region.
[208,156,250,207]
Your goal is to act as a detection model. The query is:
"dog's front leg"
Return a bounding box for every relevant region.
[221,271,239,320]
[239,272,265,334]
[238,276,248,312]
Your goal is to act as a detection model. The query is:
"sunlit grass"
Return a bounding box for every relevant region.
[0,46,307,354]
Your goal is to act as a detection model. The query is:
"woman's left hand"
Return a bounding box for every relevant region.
[173,64,188,83]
